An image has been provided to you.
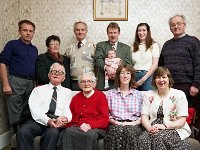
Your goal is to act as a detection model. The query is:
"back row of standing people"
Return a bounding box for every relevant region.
[0,14,200,132]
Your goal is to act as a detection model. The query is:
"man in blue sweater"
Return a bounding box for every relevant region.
[0,20,38,129]
[159,14,200,108]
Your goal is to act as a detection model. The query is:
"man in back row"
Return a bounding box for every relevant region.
[0,20,38,130]
[65,21,95,91]
[95,22,133,90]
[159,14,200,108]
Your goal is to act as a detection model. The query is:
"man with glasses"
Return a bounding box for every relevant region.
[159,14,200,108]
[58,72,109,150]
[17,63,72,150]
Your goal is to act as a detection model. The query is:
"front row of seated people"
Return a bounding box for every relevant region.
[17,62,191,150]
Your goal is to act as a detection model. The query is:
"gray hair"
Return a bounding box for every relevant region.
[49,62,66,75]
[78,72,96,83]
[168,14,186,25]
[73,21,88,32]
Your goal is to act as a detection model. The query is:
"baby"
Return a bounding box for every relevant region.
[104,49,122,89]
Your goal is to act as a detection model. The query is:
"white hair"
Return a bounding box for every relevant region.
[168,14,186,25]
[78,72,96,83]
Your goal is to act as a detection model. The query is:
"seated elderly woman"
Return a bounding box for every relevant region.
[138,66,191,149]
[57,72,109,150]
[36,35,71,88]
[104,64,143,150]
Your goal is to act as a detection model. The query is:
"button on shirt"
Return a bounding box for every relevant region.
[28,83,72,125]
[106,88,143,121]
[0,38,38,76]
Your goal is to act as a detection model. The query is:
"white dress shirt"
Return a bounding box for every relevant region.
[28,83,72,126]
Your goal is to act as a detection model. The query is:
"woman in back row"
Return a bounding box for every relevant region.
[132,23,160,91]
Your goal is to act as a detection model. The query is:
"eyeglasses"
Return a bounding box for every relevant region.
[50,70,64,75]
[80,80,94,84]
[120,72,131,76]
[170,22,184,28]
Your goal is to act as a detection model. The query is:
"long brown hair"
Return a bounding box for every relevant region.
[133,23,154,52]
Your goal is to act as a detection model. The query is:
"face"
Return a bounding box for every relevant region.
[155,74,169,90]
[119,68,131,85]
[19,23,35,44]
[108,50,116,59]
[74,23,87,41]
[48,40,60,53]
[107,28,120,43]
[48,65,65,86]
[137,25,148,42]
[169,16,186,38]
[79,75,95,93]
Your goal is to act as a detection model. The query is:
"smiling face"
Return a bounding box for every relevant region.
[79,74,96,93]
[155,74,170,90]
[169,16,186,38]
[48,64,65,86]
[137,25,148,43]
[107,27,120,43]
[119,68,132,86]
[48,40,60,53]
[74,22,88,41]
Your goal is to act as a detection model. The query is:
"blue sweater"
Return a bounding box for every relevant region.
[0,38,38,77]
[159,34,200,90]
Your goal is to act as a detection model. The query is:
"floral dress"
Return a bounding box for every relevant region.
[138,101,191,150]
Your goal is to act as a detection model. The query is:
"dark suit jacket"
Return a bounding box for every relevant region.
[36,53,71,89]
[94,41,132,90]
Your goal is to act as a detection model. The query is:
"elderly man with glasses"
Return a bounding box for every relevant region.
[58,72,109,150]
[17,62,72,150]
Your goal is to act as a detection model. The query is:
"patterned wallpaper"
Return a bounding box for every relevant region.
[0,0,200,54]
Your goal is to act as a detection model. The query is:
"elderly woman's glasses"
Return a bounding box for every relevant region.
[80,80,94,84]
[50,70,64,75]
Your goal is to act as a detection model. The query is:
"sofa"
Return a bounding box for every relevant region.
[11,91,200,150]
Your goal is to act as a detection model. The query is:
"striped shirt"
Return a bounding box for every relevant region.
[106,88,143,121]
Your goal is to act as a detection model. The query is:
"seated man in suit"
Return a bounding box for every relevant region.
[95,22,133,90]
[17,62,72,150]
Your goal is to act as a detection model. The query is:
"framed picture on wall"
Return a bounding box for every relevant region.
[93,0,128,21]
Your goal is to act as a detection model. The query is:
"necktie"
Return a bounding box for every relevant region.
[111,43,115,50]
[46,87,57,116]
[78,41,82,48]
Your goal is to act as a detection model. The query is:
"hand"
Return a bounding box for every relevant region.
[136,78,146,86]
[190,86,199,96]
[3,84,12,95]
[55,116,68,128]
[47,118,58,128]
[80,123,91,132]
[105,66,116,78]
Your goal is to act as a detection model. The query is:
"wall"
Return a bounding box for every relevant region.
[0,0,200,147]
[0,0,200,54]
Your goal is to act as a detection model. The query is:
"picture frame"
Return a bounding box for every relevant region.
[93,0,128,21]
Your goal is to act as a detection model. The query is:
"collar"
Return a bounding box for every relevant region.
[77,38,87,45]
[173,33,186,39]
[109,41,118,49]
[116,87,134,95]
[19,38,33,46]
[83,89,94,98]
[49,83,62,91]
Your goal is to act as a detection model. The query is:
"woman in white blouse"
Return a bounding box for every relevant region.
[132,23,160,91]
[138,66,191,149]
